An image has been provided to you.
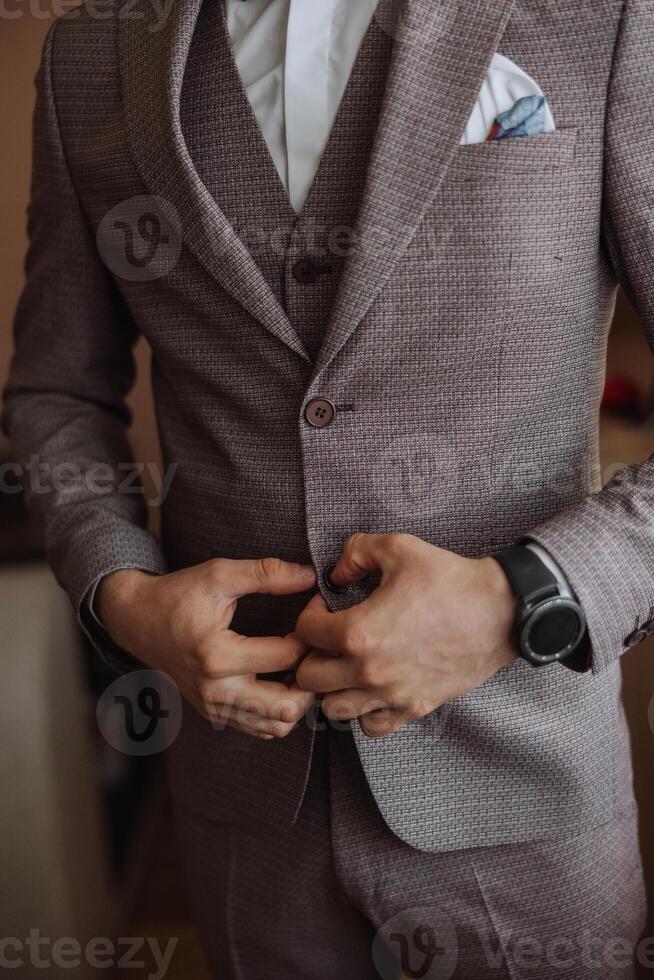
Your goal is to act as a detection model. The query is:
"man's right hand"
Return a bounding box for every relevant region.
[97,558,317,740]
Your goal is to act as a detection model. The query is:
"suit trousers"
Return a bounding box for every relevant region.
[172,725,647,980]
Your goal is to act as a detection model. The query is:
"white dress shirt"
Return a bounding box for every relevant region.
[226,0,382,214]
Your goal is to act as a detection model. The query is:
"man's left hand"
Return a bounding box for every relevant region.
[295,533,519,737]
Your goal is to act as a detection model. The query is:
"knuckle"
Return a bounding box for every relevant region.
[344,532,364,553]
[341,533,365,570]
[194,638,218,672]
[362,714,391,738]
[276,700,305,724]
[269,720,295,738]
[195,681,216,706]
[404,703,424,723]
[356,657,383,688]
[206,560,233,598]
[390,678,412,702]
[363,697,391,717]
[376,666,396,690]
[208,557,227,581]
[385,533,411,558]
[194,637,212,662]
[323,696,351,721]
[342,625,370,657]
[257,556,283,582]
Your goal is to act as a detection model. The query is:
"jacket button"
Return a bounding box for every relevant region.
[323,563,348,594]
[625,628,649,649]
[305,398,335,428]
[292,259,329,285]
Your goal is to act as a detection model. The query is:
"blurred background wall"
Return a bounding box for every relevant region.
[2,9,654,979]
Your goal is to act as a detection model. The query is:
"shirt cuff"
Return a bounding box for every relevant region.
[81,573,151,675]
[85,579,105,629]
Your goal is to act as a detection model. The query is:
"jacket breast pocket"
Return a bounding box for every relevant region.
[454,127,579,177]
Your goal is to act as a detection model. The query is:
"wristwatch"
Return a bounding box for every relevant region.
[492,545,587,667]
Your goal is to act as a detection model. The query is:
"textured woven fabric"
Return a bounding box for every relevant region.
[3,0,653,851]
[173,728,646,979]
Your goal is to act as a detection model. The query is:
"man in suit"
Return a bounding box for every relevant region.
[4,0,654,976]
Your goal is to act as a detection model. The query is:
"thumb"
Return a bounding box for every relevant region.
[328,533,388,588]
[302,592,330,613]
[227,557,316,599]
[360,707,405,738]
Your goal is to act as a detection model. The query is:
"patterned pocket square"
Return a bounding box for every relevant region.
[461,53,555,145]
[487,94,548,140]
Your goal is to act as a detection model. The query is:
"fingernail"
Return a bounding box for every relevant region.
[297,564,316,579]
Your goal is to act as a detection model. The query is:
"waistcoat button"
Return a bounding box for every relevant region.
[292,259,329,285]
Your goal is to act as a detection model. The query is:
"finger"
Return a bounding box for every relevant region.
[223,716,275,739]
[212,705,298,739]
[360,705,416,738]
[295,649,358,693]
[328,533,395,588]
[189,691,301,738]
[295,603,360,652]
[322,690,390,721]
[221,557,316,599]
[224,708,299,739]
[200,675,314,722]
[206,630,309,677]
[301,592,330,613]
[185,693,273,738]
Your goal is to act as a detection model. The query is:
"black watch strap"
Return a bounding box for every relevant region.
[492,545,559,605]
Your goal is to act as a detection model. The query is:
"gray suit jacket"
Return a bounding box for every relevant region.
[3,0,653,851]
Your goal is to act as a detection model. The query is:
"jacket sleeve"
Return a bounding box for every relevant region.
[526,0,654,673]
[1,22,167,659]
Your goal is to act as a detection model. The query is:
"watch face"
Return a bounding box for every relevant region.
[522,598,586,664]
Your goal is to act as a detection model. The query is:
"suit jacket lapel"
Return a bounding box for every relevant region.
[119,0,310,362]
[312,0,516,382]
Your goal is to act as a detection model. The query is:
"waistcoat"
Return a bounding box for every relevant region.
[180,0,394,360]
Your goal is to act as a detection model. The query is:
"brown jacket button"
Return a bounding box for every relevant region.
[305,398,335,428]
